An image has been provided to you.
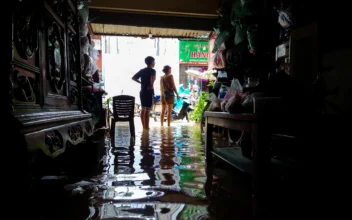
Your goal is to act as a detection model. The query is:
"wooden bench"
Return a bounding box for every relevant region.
[204,111,275,217]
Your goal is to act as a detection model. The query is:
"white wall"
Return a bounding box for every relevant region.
[102,36,179,104]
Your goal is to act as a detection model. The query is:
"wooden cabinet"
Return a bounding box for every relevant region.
[8,0,95,160]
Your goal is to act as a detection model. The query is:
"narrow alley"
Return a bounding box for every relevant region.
[102,121,209,219]
[8,1,348,219]
[33,120,253,220]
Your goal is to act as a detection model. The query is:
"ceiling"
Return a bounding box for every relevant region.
[89,0,220,18]
[88,0,220,38]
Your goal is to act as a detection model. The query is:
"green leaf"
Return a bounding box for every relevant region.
[190,91,209,122]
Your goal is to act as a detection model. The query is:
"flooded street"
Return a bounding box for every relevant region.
[32,120,252,219]
[96,121,210,219]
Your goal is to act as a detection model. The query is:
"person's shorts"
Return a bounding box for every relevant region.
[140,90,154,110]
[161,95,174,105]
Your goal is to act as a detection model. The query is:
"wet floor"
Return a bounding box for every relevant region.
[95,121,211,219]
[32,120,254,219]
[22,115,343,219]
[55,121,217,220]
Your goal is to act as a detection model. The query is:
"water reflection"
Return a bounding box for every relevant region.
[107,123,209,218]
[60,122,211,219]
[103,186,165,201]
[100,203,208,220]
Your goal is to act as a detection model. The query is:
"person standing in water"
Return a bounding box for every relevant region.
[160,65,179,126]
[132,56,156,130]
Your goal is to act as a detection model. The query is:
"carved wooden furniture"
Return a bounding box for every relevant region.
[8,0,98,164]
[110,95,136,146]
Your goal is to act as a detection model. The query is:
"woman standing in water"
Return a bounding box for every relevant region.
[160,65,179,126]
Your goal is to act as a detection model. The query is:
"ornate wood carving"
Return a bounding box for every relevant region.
[12,0,40,106]
[70,0,78,6]
[10,0,97,162]
[7,67,14,112]
[67,6,78,29]
[83,92,101,124]
[12,69,38,103]
[69,87,79,105]
[82,53,93,80]
[68,124,83,141]
[14,0,38,60]
[68,32,78,82]
[46,0,65,21]
[48,22,66,94]
[45,130,64,154]
[85,121,92,134]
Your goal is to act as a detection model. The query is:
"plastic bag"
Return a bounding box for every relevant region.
[209,99,222,112]
[217,70,228,79]
[213,30,232,53]
[223,89,236,102]
[278,10,293,29]
[213,48,225,68]
[224,84,242,100]
[241,0,258,16]
[221,100,227,111]
[231,0,242,26]
[247,24,259,54]
[225,92,242,113]
[207,93,217,102]
[231,78,243,90]
[235,26,247,46]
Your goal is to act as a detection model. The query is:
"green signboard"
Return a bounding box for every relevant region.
[179,40,209,65]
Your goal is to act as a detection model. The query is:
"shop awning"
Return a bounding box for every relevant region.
[186,69,216,80]
[88,0,219,37]
[90,23,210,39]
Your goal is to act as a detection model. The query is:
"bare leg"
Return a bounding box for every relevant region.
[140,108,146,129]
[167,104,173,126]
[145,109,150,130]
[160,104,166,126]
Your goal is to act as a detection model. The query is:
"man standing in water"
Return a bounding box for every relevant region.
[132,56,156,130]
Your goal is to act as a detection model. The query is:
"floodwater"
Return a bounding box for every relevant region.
[55,121,223,220]
[21,113,337,219]
[93,122,211,219]
[32,121,253,219]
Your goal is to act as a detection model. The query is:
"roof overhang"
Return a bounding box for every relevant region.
[88,0,220,38]
[89,0,220,19]
[90,24,210,39]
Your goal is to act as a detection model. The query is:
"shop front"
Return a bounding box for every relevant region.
[179,40,215,106]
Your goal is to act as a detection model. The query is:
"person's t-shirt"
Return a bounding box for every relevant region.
[133,67,156,92]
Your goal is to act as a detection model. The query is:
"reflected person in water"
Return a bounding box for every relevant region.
[139,130,156,186]
[159,127,176,169]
